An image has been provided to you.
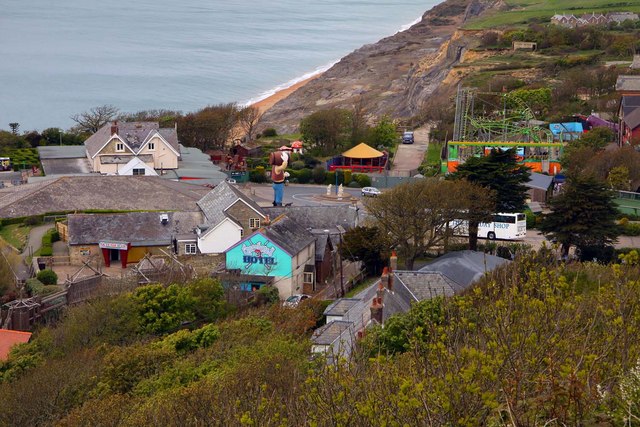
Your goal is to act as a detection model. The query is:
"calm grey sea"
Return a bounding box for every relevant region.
[0,0,439,131]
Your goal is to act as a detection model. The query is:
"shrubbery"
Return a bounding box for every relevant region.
[36,269,58,286]
[262,128,277,137]
[249,166,267,183]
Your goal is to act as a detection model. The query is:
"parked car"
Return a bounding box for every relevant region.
[283,294,311,308]
[225,177,237,184]
[361,187,381,197]
[402,131,414,144]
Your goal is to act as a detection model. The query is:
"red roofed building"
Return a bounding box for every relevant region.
[0,329,32,361]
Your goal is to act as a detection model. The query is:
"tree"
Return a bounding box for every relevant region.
[608,166,630,191]
[8,123,19,135]
[300,108,352,155]
[177,104,240,151]
[370,116,397,147]
[579,126,614,150]
[236,106,262,142]
[365,179,494,270]
[350,97,370,145]
[539,174,620,257]
[449,148,531,250]
[339,226,388,275]
[70,105,119,134]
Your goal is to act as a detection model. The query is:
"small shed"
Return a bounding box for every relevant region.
[512,41,537,51]
[526,172,555,203]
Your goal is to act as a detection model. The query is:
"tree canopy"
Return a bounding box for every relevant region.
[540,173,620,257]
[70,104,119,134]
[300,108,352,155]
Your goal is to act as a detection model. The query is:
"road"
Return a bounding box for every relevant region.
[390,124,430,177]
[242,183,364,207]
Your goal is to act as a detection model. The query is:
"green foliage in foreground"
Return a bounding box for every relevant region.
[2,254,640,425]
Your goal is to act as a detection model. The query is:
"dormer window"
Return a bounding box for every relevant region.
[148,142,155,151]
[116,142,125,152]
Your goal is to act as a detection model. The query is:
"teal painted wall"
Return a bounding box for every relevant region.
[226,233,292,277]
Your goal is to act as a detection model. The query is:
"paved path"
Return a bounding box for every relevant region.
[390,124,430,177]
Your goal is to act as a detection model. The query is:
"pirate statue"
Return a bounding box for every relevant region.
[268,146,291,206]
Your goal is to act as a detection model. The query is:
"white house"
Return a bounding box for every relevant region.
[84,121,180,174]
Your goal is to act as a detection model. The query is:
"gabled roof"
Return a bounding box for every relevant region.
[0,329,32,361]
[67,211,202,246]
[616,76,640,93]
[623,107,640,130]
[260,216,316,256]
[311,320,353,346]
[118,157,158,176]
[342,143,384,159]
[419,250,509,289]
[84,122,179,158]
[264,205,359,231]
[314,233,333,261]
[394,271,463,300]
[197,182,265,228]
[527,172,554,191]
[324,298,361,317]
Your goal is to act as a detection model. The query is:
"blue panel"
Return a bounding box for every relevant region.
[226,233,292,277]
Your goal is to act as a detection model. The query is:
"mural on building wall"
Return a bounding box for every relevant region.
[226,233,292,277]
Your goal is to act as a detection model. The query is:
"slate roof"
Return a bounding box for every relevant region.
[197,181,265,228]
[527,172,554,191]
[261,216,316,256]
[67,211,202,246]
[84,122,179,158]
[324,298,361,316]
[620,96,640,117]
[419,250,510,289]
[394,271,464,299]
[623,107,640,130]
[37,145,87,159]
[0,176,209,219]
[311,321,353,346]
[263,205,359,231]
[616,76,640,93]
[0,329,32,361]
[312,233,333,261]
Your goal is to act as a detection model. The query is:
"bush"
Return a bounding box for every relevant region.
[51,230,60,242]
[39,246,53,257]
[39,285,62,297]
[525,210,537,229]
[290,160,305,170]
[312,166,326,184]
[262,128,277,137]
[249,166,268,183]
[348,181,361,188]
[297,168,312,184]
[36,269,58,286]
[354,173,372,187]
[24,216,41,226]
[26,278,44,295]
[578,245,615,263]
[324,171,336,185]
[622,222,640,236]
[254,286,279,306]
[343,169,352,185]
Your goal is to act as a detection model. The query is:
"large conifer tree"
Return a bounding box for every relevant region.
[540,174,620,257]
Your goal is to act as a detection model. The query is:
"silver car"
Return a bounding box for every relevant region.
[361,187,381,197]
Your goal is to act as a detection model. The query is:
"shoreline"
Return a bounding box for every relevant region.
[250,74,321,115]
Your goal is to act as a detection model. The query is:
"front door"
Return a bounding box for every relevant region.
[110,249,120,262]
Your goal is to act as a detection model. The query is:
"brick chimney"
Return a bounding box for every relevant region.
[370,297,383,324]
[376,281,385,300]
[388,270,394,292]
[390,250,397,271]
[110,121,118,135]
[381,266,389,289]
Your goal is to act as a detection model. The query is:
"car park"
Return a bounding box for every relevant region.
[361,187,381,197]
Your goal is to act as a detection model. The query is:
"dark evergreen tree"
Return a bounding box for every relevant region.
[449,148,531,250]
[539,174,620,258]
[339,226,388,276]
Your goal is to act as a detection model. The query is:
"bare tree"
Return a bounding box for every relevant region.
[237,105,262,142]
[70,105,119,134]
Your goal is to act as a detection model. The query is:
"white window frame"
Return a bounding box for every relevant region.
[249,218,260,229]
[185,243,197,254]
[304,272,314,284]
[116,142,125,152]
[132,168,145,176]
[148,141,155,151]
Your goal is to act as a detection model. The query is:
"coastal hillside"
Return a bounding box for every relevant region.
[260,0,501,133]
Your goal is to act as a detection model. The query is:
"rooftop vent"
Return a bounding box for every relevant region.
[160,213,169,225]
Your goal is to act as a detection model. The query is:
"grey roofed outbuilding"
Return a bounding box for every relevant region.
[623,107,640,130]
[84,122,179,159]
[419,250,510,289]
[311,320,354,346]
[37,145,87,159]
[261,215,316,256]
[263,205,359,231]
[67,211,202,246]
[161,145,228,184]
[526,172,554,191]
[197,181,265,228]
[0,175,209,219]
[324,298,361,317]
[616,76,640,92]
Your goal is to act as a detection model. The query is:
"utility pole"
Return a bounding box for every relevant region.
[338,226,345,297]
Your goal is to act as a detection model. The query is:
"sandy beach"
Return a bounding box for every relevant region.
[250,75,320,114]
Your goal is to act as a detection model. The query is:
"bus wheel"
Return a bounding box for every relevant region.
[487,232,496,240]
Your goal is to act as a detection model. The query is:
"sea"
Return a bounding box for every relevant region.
[0,0,440,131]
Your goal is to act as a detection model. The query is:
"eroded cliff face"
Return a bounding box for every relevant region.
[260,0,502,133]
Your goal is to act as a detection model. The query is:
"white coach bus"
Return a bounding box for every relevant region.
[452,213,527,240]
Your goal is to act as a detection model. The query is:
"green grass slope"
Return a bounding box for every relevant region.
[467,0,640,29]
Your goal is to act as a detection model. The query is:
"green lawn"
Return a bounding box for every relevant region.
[427,141,443,164]
[0,224,31,251]
[616,197,640,217]
[466,0,640,29]
[345,276,378,298]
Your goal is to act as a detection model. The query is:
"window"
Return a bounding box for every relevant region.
[249,218,260,228]
[116,142,124,152]
[148,142,155,151]
[304,272,314,284]
[240,229,244,237]
[132,168,145,176]
[185,243,197,254]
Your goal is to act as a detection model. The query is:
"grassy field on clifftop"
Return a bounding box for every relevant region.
[466,0,640,29]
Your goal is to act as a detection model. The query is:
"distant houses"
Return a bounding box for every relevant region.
[551,12,638,28]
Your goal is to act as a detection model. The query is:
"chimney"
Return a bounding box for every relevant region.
[381,266,389,289]
[388,272,394,292]
[263,215,271,226]
[111,120,118,135]
[376,281,385,300]
[370,297,383,324]
[390,250,397,271]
